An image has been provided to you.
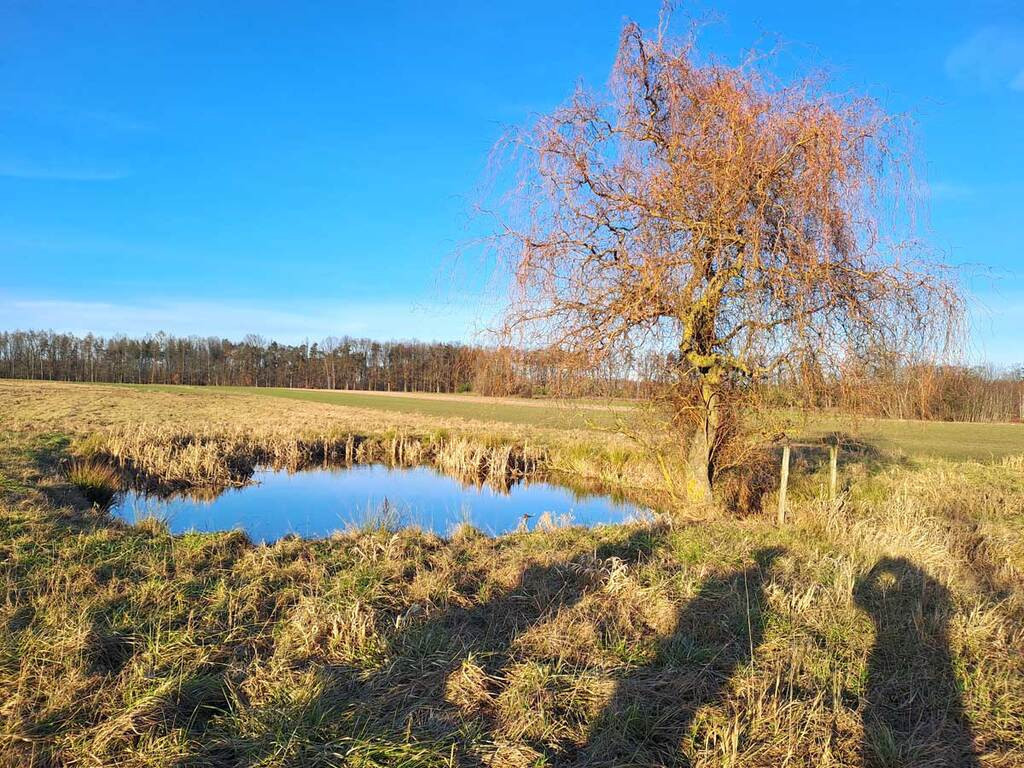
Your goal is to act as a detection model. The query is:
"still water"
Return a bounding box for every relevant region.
[110,464,649,541]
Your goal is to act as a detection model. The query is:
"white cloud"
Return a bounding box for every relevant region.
[946,26,1024,92]
[0,297,493,344]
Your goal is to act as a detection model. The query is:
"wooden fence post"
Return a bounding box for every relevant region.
[828,443,839,501]
[778,443,791,526]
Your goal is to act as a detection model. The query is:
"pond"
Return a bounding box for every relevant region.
[110,464,650,542]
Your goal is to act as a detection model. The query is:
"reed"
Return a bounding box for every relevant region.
[2,380,687,501]
[85,423,551,496]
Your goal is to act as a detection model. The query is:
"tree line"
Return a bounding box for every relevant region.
[1,329,1020,422]
[0,329,656,397]
[0,330,474,392]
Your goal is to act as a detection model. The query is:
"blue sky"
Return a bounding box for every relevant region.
[1,1,1021,363]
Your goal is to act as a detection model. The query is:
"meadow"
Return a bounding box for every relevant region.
[91,382,1024,462]
[1,379,1023,767]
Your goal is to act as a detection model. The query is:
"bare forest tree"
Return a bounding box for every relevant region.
[491,18,962,501]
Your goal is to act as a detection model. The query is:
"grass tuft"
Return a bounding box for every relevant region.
[67,459,121,507]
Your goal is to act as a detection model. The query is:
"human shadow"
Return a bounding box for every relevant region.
[566,546,784,767]
[854,557,979,768]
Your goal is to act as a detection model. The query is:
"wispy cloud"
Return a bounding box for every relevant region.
[946,26,1024,92]
[0,298,492,344]
[0,96,154,135]
[0,160,129,182]
[967,284,1024,366]
[919,180,975,201]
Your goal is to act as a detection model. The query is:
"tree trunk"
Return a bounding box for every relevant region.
[687,379,719,503]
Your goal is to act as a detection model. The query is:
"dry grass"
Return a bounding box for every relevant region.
[0,380,672,502]
[1,380,1023,766]
[82,423,545,493]
[66,459,121,507]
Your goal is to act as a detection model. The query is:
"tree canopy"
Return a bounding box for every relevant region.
[493,18,962,501]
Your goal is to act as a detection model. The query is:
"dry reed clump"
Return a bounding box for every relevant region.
[2,379,684,511]
[716,445,777,515]
[1001,454,1024,471]
[545,441,671,494]
[87,423,548,492]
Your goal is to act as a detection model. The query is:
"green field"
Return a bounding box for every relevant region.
[801,413,1024,462]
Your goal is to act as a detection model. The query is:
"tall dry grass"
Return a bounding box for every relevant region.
[81,423,547,492]
[66,459,121,507]
[2,380,1024,765]
[1,379,672,498]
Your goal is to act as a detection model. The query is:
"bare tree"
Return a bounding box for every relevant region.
[491,18,962,502]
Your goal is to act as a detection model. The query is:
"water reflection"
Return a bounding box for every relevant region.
[110,464,649,542]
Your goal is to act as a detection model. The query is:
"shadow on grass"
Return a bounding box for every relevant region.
[210,539,786,767]
[217,529,664,766]
[23,432,72,474]
[788,431,901,477]
[565,546,783,767]
[854,558,979,768]
[14,431,113,511]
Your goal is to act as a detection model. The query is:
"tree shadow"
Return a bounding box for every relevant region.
[854,557,979,768]
[788,432,898,478]
[383,530,666,764]
[566,546,784,767]
[226,529,664,765]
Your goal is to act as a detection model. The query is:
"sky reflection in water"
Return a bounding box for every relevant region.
[110,464,649,542]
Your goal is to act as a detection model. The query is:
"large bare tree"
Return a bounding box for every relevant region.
[492,19,961,502]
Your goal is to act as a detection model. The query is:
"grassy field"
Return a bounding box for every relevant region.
[119,384,620,430]
[2,379,1023,767]
[801,413,1024,462]
[59,380,1024,462]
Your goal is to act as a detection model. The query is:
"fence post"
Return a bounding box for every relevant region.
[778,443,791,526]
[828,442,839,501]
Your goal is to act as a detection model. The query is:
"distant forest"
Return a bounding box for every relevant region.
[0,329,660,398]
[1,329,1021,422]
